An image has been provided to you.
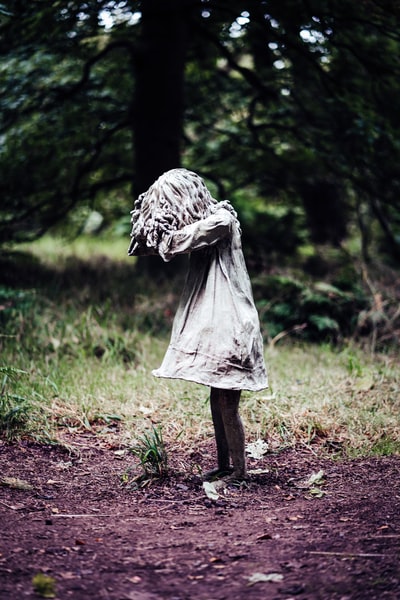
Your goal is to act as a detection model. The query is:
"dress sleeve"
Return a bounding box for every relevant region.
[158,208,233,262]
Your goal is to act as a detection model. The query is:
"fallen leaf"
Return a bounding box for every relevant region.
[248,468,270,475]
[247,572,284,585]
[1,477,34,491]
[209,556,223,563]
[59,572,78,580]
[355,375,374,392]
[246,439,269,459]
[309,487,326,498]
[114,449,126,458]
[305,470,326,487]
[202,481,220,501]
[49,337,61,350]
[256,533,272,541]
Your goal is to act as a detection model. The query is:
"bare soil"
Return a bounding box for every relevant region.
[1,433,399,600]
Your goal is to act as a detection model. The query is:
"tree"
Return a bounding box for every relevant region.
[133,0,190,195]
[184,0,400,262]
[1,0,399,264]
[0,1,137,242]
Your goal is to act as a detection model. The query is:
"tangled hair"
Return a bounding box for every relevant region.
[129,168,229,254]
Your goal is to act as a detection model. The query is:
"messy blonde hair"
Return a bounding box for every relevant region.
[129,168,219,254]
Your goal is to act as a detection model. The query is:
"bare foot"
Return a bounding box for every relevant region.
[203,467,234,481]
[221,470,249,484]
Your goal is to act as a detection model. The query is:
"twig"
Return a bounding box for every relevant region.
[51,513,113,518]
[269,323,307,348]
[0,499,19,510]
[368,535,400,539]
[308,551,386,558]
[51,513,158,519]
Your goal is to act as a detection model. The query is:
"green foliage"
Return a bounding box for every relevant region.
[369,436,400,458]
[0,366,30,440]
[1,1,400,267]
[32,573,56,599]
[0,286,37,327]
[130,426,168,480]
[0,2,135,242]
[255,273,368,343]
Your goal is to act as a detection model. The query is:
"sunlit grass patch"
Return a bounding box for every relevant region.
[1,236,399,459]
[15,234,132,264]
[245,343,400,456]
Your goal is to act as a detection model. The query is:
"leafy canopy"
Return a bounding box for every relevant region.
[1,0,399,263]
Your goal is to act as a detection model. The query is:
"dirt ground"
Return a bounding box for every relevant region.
[0,433,399,600]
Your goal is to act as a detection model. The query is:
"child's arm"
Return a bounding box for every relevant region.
[158,207,234,262]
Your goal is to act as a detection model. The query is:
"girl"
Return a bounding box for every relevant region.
[129,168,268,481]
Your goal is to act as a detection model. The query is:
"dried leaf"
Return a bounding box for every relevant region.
[1,477,34,491]
[202,481,220,501]
[355,376,374,392]
[113,449,126,459]
[58,572,78,580]
[305,470,326,487]
[247,572,283,585]
[248,468,270,475]
[246,439,269,459]
[256,533,272,541]
[49,337,61,350]
[309,487,326,498]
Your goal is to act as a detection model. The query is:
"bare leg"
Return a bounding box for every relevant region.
[218,389,247,481]
[203,387,247,482]
[203,388,233,480]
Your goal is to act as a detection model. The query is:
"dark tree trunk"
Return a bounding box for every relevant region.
[299,180,348,246]
[131,0,193,278]
[133,0,191,197]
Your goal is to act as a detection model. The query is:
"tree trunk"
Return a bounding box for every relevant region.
[133,0,190,197]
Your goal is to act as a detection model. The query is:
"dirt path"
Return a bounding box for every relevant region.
[1,436,399,600]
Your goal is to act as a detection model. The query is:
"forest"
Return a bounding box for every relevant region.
[1,3,400,599]
[1,0,400,347]
[1,0,400,432]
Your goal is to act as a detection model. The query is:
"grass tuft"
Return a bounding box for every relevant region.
[129,425,168,482]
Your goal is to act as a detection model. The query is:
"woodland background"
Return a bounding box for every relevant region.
[0,1,399,449]
[2,0,400,346]
[1,9,400,599]
[1,0,399,258]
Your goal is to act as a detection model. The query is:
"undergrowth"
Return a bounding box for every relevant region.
[0,235,399,460]
[129,425,169,483]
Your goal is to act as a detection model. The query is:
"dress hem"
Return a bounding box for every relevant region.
[152,369,268,392]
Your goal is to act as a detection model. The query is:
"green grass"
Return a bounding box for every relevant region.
[1,234,399,458]
[15,233,132,264]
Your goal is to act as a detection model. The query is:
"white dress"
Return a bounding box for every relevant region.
[153,206,268,391]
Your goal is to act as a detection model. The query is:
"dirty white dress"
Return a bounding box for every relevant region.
[152,205,268,392]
